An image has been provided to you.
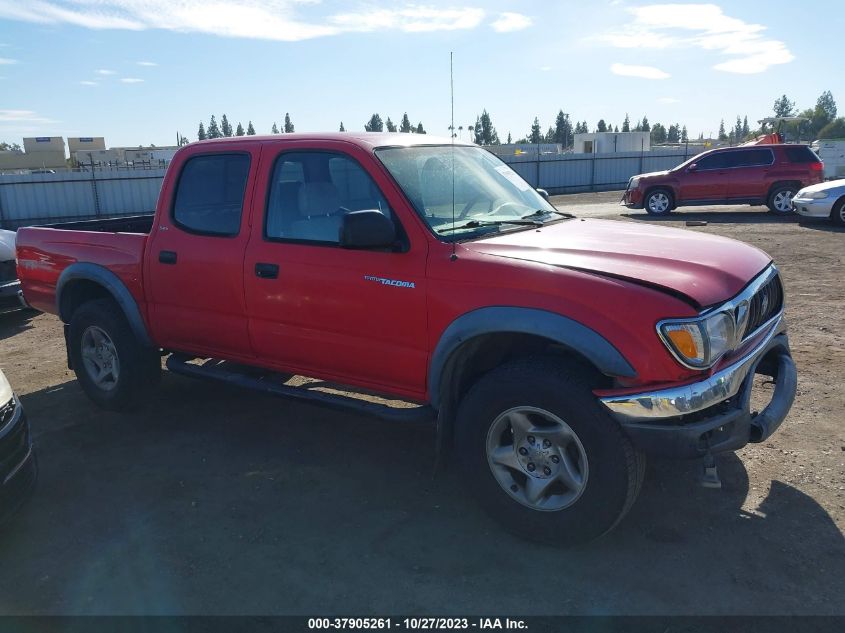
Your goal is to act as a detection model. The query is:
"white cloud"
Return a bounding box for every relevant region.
[136,60,157,66]
[79,80,98,86]
[0,109,57,123]
[611,63,669,79]
[96,68,116,75]
[120,77,143,83]
[0,1,486,41]
[0,57,17,64]
[598,4,793,74]
[658,97,680,103]
[539,65,552,71]
[491,12,531,33]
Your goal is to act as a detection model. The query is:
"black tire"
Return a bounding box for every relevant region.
[644,188,674,215]
[830,197,845,226]
[767,185,797,215]
[454,358,644,545]
[68,298,160,411]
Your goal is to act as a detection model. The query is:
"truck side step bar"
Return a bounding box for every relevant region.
[165,354,435,425]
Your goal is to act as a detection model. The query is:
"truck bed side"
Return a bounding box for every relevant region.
[15,221,150,317]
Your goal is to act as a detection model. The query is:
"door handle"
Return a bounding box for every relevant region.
[255,262,279,279]
[159,250,177,264]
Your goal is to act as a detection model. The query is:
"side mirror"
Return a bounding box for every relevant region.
[687,163,698,172]
[340,210,396,249]
[536,188,550,201]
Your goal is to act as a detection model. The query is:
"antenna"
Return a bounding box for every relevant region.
[450,51,457,261]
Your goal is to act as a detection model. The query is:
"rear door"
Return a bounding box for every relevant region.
[146,146,259,359]
[723,148,775,201]
[677,151,728,203]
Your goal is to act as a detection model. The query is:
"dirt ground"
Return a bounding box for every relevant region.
[0,193,843,615]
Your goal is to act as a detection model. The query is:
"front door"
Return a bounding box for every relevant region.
[146,148,258,359]
[678,151,728,203]
[243,145,428,399]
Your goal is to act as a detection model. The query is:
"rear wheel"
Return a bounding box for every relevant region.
[830,197,845,226]
[644,188,673,215]
[454,358,644,545]
[68,299,160,411]
[767,185,797,214]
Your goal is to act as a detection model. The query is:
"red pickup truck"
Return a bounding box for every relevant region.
[16,134,797,543]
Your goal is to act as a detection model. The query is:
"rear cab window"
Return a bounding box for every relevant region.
[784,146,822,163]
[172,153,251,236]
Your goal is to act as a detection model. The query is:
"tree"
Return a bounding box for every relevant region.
[339,122,346,132]
[651,123,667,144]
[529,117,542,144]
[236,122,245,136]
[812,91,837,136]
[622,113,630,132]
[718,119,727,141]
[681,125,688,143]
[207,115,222,139]
[415,122,426,134]
[365,113,384,132]
[247,121,256,135]
[284,113,294,133]
[734,116,743,142]
[473,110,499,145]
[271,122,279,134]
[197,121,207,141]
[221,114,233,137]
[818,117,845,139]
[596,119,607,133]
[614,125,619,133]
[640,115,650,132]
[507,132,512,144]
[552,110,572,146]
[742,115,750,138]
[667,123,680,143]
[773,94,796,118]
[385,117,397,132]
[400,113,412,133]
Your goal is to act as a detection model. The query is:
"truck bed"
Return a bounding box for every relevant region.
[15,216,151,315]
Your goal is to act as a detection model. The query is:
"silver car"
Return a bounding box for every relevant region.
[793,179,845,225]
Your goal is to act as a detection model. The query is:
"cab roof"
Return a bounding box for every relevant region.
[191,132,472,150]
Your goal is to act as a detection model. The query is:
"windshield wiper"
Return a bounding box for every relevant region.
[439,219,543,234]
[521,209,576,220]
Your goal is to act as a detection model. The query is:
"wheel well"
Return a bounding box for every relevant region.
[438,333,612,417]
[643,185,675,207]
[767,180,802,198]
[59,279,113,323]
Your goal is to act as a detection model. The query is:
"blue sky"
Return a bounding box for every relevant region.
[0,0,842,147]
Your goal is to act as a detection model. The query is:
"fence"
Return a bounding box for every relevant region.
[0,148,704,229]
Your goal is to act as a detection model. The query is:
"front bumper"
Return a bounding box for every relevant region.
[792,197,834,218]
[620,188,643,209]
[0,279,27,314]
[0,396,37,524]
[599,321,796,458]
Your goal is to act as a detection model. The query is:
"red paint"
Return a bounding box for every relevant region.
[16,134,781,403]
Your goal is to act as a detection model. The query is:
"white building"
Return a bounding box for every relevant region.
[574,131,650,154]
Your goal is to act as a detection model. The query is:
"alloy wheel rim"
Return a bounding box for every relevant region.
[81,326,120,391]
[649,193,669,213]
[486,406,589,512]
[774,190,794,212]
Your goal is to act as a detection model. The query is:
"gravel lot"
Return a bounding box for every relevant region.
[0,192,843,615]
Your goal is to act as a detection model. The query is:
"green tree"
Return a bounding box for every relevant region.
[207,115,222,139]
[742,115,750,138]
[247,121,256,135]
[506,132,512,144]
[734,116,743,141]
[811,91,837,136]
[399,113,412,133]
[385,117,397,132]
[339,122,346,132]
[271,122,279,134]
[365,114,384,132]
[773,94,796,117]
[640,115,650,132]
[221,114,233,137]
[622,113,630,132]
[614,125,619,133]
[651,123,667,144]
[667,123,680,143]
[473,110,499,145]
[552,110,572,145]
[0,141,21,151]
[529,117,542,144]
[284,113,294,133]
[818,117,845,139]
[718,119,727,141]
[596,119,607,133]
[197,121,207,141]
[681,125,688,143]
[236,122,245,136]
[415,122,426,134]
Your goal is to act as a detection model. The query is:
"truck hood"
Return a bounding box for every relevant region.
[466,219,771,309]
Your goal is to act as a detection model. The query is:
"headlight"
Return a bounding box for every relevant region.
[804,191,829,199]
[630,176,641,188]
[0,371,12,408]
[659,311,736,369]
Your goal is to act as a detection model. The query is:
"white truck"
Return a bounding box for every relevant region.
[812,139,845,179]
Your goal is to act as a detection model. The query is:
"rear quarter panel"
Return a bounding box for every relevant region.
[15,227,147,315]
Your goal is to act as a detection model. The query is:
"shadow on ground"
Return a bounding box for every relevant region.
[0,309,38,342]
[623,210,799,225]
[0,374,842,615]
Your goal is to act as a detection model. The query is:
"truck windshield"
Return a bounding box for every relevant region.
[375,145,560,239]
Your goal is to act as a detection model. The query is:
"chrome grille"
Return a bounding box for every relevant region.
[742,273,783,339]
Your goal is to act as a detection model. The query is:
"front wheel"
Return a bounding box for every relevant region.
[767,186,797,214]
[68,298,160,411]
[830,197,845,226]
[644,189,673,215]
[454,358,644,545]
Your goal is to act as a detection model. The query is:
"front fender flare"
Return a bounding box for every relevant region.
[428,307,636,410]
[56,262,154,348]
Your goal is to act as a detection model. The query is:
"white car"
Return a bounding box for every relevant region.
[792,179,845,225]
[1,229,28,314]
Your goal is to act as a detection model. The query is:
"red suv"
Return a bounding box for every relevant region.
[623,144,824,215]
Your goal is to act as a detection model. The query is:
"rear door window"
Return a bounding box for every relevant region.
[729,149,775,167]
[173,153,250,236]
[784,146,821,163]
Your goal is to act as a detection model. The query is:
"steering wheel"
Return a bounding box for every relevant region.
[486,201,524,217]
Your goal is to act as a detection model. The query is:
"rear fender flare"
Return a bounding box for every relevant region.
[56,262,154,348]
